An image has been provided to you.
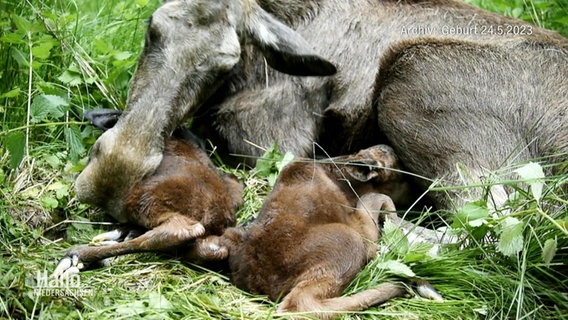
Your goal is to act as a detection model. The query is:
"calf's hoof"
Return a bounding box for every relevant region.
[52,254,84,280]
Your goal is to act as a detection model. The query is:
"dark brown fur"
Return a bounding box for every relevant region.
[55,111,243,275]
[122,139,240,237]
[194,145,421,319]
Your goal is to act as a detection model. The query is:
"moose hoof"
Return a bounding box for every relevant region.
[188,223,206,238]
[414,279,444,301]
[90,228,144,246]
[90,229,127,246]
[187,236,229,261]
[53,254,85,279]
[200,242,228,260]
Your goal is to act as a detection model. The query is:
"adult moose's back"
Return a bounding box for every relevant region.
[75,0,568,211]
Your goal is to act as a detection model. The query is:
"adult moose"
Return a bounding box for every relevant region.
[75,0,567,212]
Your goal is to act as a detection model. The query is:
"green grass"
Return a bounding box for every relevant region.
[1,0,567,319]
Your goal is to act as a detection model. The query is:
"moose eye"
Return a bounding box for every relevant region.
[87,141,101,164]
[146,25,161,45]
[144,15,162,46]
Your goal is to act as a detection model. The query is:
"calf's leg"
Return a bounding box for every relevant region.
[53,213,204,278]
[278,279,406,320]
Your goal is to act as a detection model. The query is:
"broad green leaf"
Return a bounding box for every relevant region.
[542,238,557,265]
[30,94,69,122]
[404,242,435,263]
[10,47,28,67]
[114,300,146,316]
[32,40,55,59]
[65,126,86,163]
[468,219,486,227]
[44,154,62,169]
[21,187,40,199]
[40,196,59,210]
[0,88,21,99]
[112,51,132,61]
[68,156,88,173]
[514,162,545,204]
[94,38,111,53]
[255,160,273,177]
[453,200,489,229]
[376,260,415,278]
[37,81,68,97]
[48,181,70,199]
[40,94,69,109]
[4,131,25,169]
[255,141,280,177]
[10,15,46,34]
[276,151,294,172]
[0,32,24,44]
[267,173,278,188]
[58,69,83,86]
[32,61,43,70]
[12,15,33,33]
[553,16,568,24]
[382,219,409,257]
[511,7,523,18]
[135,0,149,7]
[497,217,524,257]
[148,291,173,310]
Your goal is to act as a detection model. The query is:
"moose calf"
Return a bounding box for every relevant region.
[54,109,243,277]
[195,145,441,319]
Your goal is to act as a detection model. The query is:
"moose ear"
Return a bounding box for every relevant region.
[245,7,337,76]
[84,109,123,131]
[344,159,380,182]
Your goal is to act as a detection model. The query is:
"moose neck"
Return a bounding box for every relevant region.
[119,64,220,154]
[118,103,171,153]
[122,86,183,147]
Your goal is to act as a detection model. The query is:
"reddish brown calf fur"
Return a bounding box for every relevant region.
[197,145,420,319]
[54,110,243,276]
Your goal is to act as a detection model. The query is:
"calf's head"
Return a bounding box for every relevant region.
[75,0,336,219]
[323,144,412,207]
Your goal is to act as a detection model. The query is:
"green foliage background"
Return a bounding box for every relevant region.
[0,0,567,319]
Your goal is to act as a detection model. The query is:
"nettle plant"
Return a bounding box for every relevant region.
[1,13,140,165]
[351,161,567,286]
[254,142,295,187]
[1,1,152,215]
[464,0,568,37]
[449,162,566,263]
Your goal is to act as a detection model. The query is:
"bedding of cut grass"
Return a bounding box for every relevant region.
[1,0,567,319]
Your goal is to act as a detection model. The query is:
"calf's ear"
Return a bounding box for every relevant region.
[344,159,381,182]
[245,5,337,76]
[84,109,123,131]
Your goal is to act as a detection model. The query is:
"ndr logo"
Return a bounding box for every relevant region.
[31,270,93,297]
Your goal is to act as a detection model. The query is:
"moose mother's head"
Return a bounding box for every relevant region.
[75,0,336,221]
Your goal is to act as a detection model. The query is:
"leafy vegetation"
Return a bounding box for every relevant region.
[465,0,568,36]
[1,0,567,319]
